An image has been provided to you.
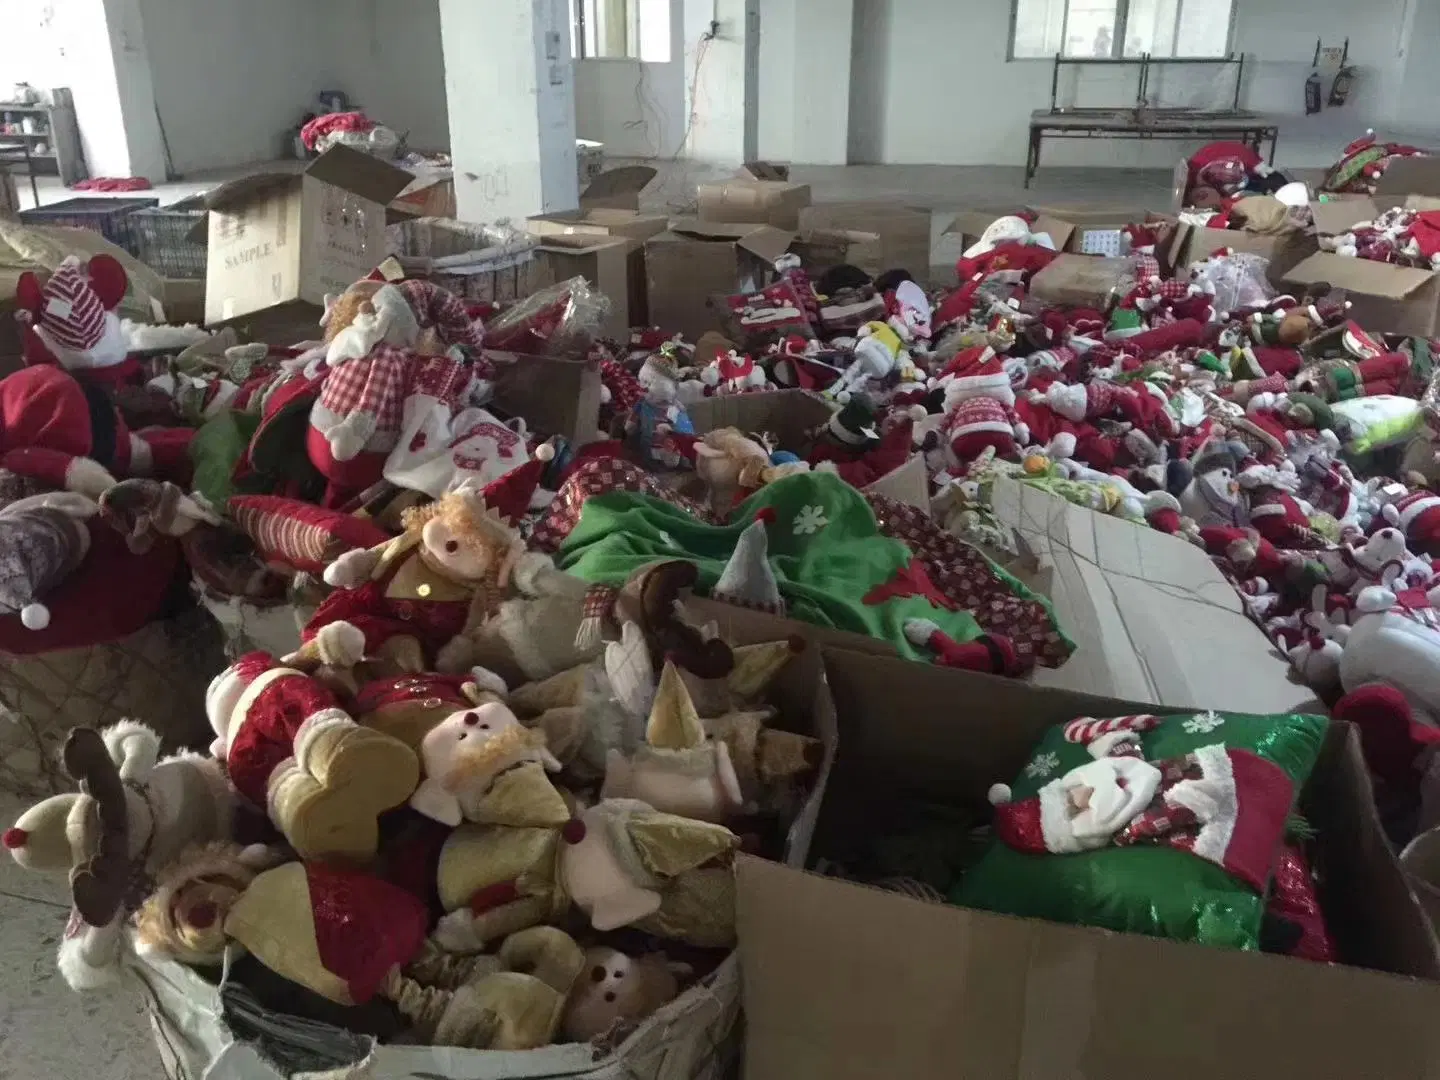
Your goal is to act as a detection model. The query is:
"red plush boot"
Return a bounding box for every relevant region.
[904,619,1023,676]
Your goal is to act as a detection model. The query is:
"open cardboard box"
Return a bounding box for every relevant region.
[528,233,633,342]
[137,609,835,1080]
[486,351,605,447]
[575,165,657,212]
[526,205,669,326]
[644,220,794,341]
[697,177,812,231]
[1283,158,1440,337]
[685,389,931,514]
[798,204,932,283]
[788,227,884,279]
[738,646,1440,1080]
[990,479,1320,714]
[198,146,412,326]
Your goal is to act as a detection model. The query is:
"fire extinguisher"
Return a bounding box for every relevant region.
[1305,70,1323,115]
[1330,65,1356,107]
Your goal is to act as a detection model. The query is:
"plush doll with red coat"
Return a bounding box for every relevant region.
[15,255,138,388]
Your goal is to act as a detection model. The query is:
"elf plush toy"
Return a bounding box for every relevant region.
[291,462,556,676]
[16,255,137,387]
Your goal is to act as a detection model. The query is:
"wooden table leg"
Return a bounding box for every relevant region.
[1025,127,1042,189]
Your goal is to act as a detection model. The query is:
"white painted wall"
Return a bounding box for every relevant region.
[847,0,1422,169]
[683,0,750,163]
[138,0,345,174]
[332,0,450,152]
[574,0,687,157]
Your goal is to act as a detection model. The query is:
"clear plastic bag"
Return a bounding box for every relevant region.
[483,275,611,356]
[1190,250,1274,314]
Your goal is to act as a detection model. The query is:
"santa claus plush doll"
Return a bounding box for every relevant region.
[207,651,420,861]
[15,256,137,388]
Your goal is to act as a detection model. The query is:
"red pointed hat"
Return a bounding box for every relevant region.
[479,443,556,525]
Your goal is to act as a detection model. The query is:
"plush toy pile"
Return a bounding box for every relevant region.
[12,131,1440,1063]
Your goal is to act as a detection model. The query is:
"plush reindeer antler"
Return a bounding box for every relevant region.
[638,561,735,680]
[62,728,130,927]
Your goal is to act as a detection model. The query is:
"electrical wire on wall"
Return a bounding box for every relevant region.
[647,29,713,213]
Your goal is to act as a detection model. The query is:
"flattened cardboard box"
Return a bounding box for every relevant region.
[685,389,931,514]
[644,219,794,341]
[738,647,1440,1080]
[577,165,656,211]
[798,204,931,283]
[201,145,412,326]
[991,479,1320,714]
[697,178,812,230]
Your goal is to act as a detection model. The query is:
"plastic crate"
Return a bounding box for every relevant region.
[19,196,159,249]
[127,207,208,278]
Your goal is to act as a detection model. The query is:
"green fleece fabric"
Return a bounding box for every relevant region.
[555,471,1059,662]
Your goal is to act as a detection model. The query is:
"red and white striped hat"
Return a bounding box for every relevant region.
[15,255,127,354]
[1384,491,1440,552]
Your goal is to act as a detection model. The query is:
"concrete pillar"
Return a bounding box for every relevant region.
[790,0,852,165]
[440,0,579,224]
[682,0,758,164]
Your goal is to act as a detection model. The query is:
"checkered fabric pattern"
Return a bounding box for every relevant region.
[1131,254,1161,283]
[864,493,1073,671]
[1150,278,1193,303]
[400,279,484,349]
[530,456,714,551]
[315,345,412,450]
[600,357,645,413]
[1114,754,1206,847]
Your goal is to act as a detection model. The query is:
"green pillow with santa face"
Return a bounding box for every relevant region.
[955,709,1329,951]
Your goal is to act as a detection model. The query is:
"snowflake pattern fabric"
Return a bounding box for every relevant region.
[1024,752,1060,780]
[1183,711,1225,735]
[792,505,828,536]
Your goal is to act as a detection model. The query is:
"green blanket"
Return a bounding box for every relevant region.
[555,472,1064,663]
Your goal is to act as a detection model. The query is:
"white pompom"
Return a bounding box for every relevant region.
[988,783,1012,806]
[20,604,49,631]
[534,441,556,463]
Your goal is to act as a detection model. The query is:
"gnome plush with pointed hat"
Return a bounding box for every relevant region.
[710,508,786,615]
[601,659,745,822]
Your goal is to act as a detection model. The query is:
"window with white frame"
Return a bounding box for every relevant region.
[1010,0,1234,60]
[570,0,671,62]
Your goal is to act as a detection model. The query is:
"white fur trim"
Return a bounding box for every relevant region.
[314,621,366,667]
[1247,503,1287,519]
[950,420,1014,438]
[65,458,117,499]
[127,434,153,477]
[511,551,554,596]
[468,667,509,697]
[228,667,300,744]
[291,708,354,772]
[266,757,306,821]
[1039,779,1086,854]
[1167,744,1237,868]
[323,547,381,588]
[57,922,124,992]
[101,721,161,781]
[904,618,941,646]
[1048,432,1077,460]
[1399,496,1440,532]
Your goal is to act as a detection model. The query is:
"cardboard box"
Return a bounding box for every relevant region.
[389,175,455,221]
[645,220,794,340]
[526,207,669,326]
[1167,221,1318,282]
[1026,203,1150,255]
[991,479,1322,714]
[798,204,932,282]
[1281,161,1440,337]
[738,647,1440,1080]
[686,389,931,514]
[487,351,605,447]
[697,179,812,230]
[200,145,412,326]
[578,165,656,211]
[740,161,791,181]
[789,227,884,278]
[1028,253,1131,309]
[531,233,632,342]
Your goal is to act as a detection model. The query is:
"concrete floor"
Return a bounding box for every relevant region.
[0,156,1181,1077]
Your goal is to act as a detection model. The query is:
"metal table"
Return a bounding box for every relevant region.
[1026,108,1279,187]
[0,139,41,208]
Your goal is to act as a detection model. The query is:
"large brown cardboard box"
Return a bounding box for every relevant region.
[644,220,794,340]
[788,227,884,278]
[1167,221,1318,282]
[685,389,930,514]
[389,174,456,221]
[697,178,812,230]
[798,204,932,282]
[738,647,1440,1080]
[1029,252,1131,308]
[486,351,605,447]
[200,145,412,326]
[991,479,1320,714]
[526,206,668,326]
[531,233,632,342]
[1283,161,1440,337]
[1027,203,1150,255]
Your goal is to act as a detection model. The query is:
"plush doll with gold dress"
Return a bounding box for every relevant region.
[289,464,555,677]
